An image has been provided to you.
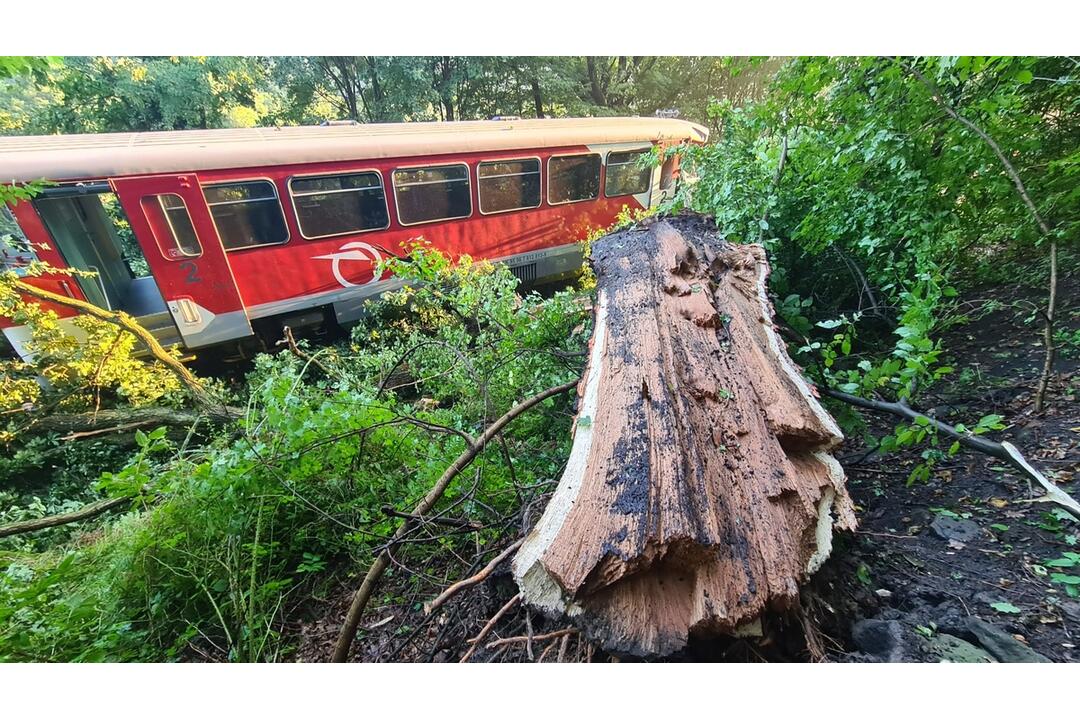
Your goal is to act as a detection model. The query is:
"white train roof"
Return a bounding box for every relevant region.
[0,117,708,183]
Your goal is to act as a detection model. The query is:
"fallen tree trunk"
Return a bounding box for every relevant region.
[513,214,854,657]
[20,406,239,438]
[0,496,129,539]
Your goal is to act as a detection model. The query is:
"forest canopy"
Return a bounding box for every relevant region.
[0,56,777,135]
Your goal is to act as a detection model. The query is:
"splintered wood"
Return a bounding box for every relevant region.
[513,215,855,657]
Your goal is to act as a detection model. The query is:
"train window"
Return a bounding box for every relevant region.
[203,180,289,250]
[605,149,653,197]
[477,159,541,214]
[289,172,390,239]
[548,154,601,205]
[157,194,202,258]
[392,164,471,226]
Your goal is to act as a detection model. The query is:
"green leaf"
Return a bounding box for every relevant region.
[1046,558,1077,568]
[1015,70,1033,84]
[990,601,1021,614]
[1051,573,1080,586]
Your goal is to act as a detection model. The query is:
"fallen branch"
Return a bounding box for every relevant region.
[11,279,217,410]
[381,505,482,531]
[824,388,1080,519]
[278,325,337,377]
[460,593,521,663]
[556,633,570,663]
[425,538,524,614]
[0,496,129,539]
[330,379,578,663]
[537,638,558,663]
[23,406,238,438]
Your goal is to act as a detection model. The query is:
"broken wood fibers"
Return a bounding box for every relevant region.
[513,215,855,657]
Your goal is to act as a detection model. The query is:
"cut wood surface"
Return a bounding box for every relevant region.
[513,214,855,657]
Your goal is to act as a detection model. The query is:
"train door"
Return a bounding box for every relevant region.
[111,174,253,348]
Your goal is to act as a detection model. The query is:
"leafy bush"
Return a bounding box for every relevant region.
[670,56,1078,470]
[0,242,587,661]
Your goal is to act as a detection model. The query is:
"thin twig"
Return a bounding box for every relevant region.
[331,379,578,662]
[425,538,524,614]
[460,593,521,663]
[484,627,577,650]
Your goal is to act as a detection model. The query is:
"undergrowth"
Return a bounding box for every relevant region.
[0,243,588,662]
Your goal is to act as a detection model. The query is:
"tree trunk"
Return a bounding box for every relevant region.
[531,78,545,118]
[20,406,237,437]
[364,56,385,121]
[1035,240,1057,412]
[0,496,130,539]
[586,57,606,106]
[513,214,853,657]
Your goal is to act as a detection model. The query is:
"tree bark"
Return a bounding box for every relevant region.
[21,406,237,437]
[513,214,853,657]
[1035,241,1057,412]
[0,496,129,539]
[531,78,545,118]
[586,58,606,106]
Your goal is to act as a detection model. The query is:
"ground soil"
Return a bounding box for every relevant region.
[808,271,1080,662]
[288,270,1080,663]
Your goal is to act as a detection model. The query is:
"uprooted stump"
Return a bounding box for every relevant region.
[512,213,856,657]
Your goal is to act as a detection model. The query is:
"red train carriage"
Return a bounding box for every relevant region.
[0,117,707,359]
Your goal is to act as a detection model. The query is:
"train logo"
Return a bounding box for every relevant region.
[312,241,384,288]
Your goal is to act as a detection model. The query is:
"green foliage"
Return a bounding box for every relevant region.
[0,281,181,420]
[672,56,1078,478]
[0,56,782,135]
[1046,551,1080,598]
[0,243,587,661]
[11,56,277,134]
